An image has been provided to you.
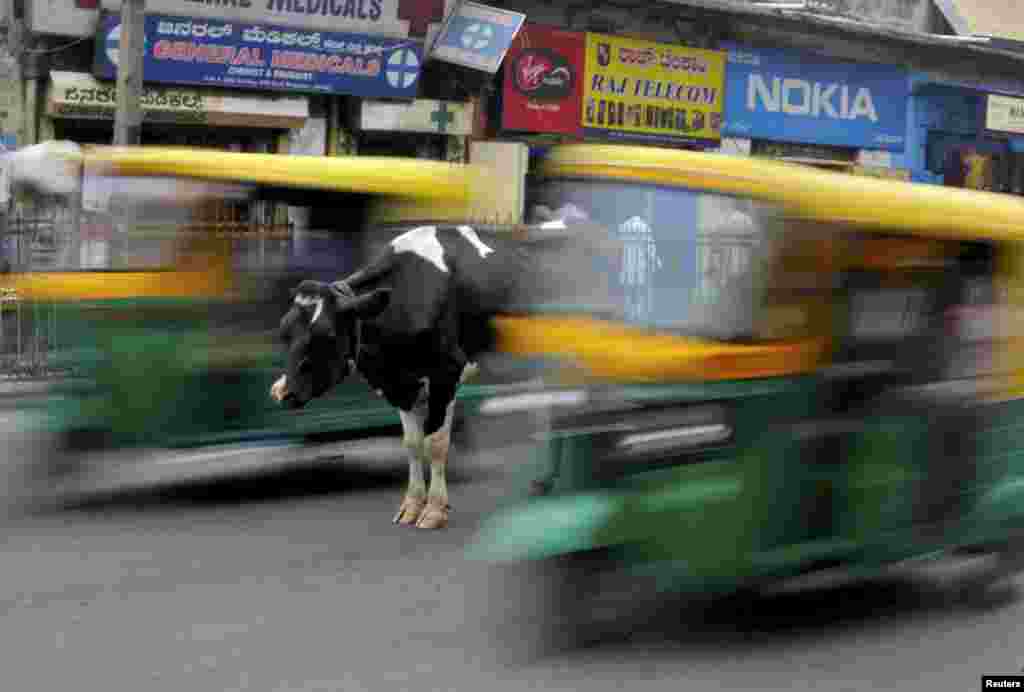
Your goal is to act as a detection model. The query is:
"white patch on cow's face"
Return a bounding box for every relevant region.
[539,220,567,231]
[270,374,288,402]
[456,225,495,259]
[391,226,448,273]
[294,293,325,325]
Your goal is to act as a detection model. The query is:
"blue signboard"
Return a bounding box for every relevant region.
[429,1,524,74]
[94,12,423,99]
[722,43,908,151]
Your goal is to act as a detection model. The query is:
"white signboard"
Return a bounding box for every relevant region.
[718,137,752,157]
[100,0,453,38]
[28,0,99,38]
[986,93,1024,136]
[428,0,524,73]
[359,99,474,136]
[47,71,309,129]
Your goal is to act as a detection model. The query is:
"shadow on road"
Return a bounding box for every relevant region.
[32,438,502,516]
[61,459,410,513]
[485,566,1022,667]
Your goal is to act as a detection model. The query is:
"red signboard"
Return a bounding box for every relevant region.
[502,23,584,136]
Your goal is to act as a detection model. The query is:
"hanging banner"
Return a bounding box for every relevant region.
[581,33,725,147]
[429,1,525,74]
[501,23,584,136]
[94,12,424,99]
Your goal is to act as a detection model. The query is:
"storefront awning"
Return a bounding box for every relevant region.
[935,0,1024,42]
[46,71,309,129]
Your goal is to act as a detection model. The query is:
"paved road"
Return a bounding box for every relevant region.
[2,422,1024,691]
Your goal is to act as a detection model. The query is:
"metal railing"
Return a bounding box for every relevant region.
[0,289,67,379]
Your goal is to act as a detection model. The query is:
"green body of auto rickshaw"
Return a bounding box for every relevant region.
[4,145,530,468]
[465,144,1024,643]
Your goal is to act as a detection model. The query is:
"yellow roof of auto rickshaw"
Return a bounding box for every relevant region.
[81,145,473,203]
[537,144,1024,243]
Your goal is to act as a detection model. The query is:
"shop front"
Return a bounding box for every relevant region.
[45,70,310,234]
[83,8,433,233]
[907,74,1024,194]
[721,43,909,178]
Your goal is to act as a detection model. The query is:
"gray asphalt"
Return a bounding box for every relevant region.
[2,416,1024,691]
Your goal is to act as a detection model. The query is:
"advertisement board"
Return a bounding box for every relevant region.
[429,1,525,73]
[48,70,309,128]
[94,12,423,98]
[986,93,1024,136]
[581,33,725,147]
[722,43,908,151]
[501,23,584,136]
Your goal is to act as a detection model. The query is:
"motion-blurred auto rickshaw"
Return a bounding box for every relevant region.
[1,142,542,496]
[466,144,1024,645]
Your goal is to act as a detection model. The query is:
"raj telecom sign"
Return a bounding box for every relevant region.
[94,12,422,98]
[429,1,525,73]
[722,43,908,151]
[582,33,726,147]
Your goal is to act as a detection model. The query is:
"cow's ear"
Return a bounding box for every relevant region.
[342,288,391,319]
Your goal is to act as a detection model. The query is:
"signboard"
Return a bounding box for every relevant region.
[581,33,726,147]
[47,70,309,128]
[722,43,908,152]
[359,99,473,135]
[101,0,452,38]
[429,1,525,73]
[28,0,98,38]
[986,93,1024,136]
[94,12,424,99]
[501,23,584,136]
[34,0,454,40]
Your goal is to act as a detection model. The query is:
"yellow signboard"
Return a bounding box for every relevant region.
[582,33,725,145]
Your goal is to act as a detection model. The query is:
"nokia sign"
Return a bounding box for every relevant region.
[723,44,907,151]
[747,76,878,122]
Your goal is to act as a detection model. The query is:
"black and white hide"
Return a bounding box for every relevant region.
[271,222,615,529]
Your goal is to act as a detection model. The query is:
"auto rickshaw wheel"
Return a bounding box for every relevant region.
[950,539,1024,607]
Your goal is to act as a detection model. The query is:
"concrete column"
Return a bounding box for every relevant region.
[23,78,37,146]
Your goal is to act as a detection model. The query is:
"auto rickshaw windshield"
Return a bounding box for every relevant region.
[527,176,782,342]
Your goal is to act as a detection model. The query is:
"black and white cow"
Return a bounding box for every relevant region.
[271,221,612,529]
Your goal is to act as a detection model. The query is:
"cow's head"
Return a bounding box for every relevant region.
[271,279,390,409]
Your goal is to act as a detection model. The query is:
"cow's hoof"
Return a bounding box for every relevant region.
[416,500,450,530]
[393,495,426,526]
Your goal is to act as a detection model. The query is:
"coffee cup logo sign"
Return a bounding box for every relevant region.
[512,48,573,101]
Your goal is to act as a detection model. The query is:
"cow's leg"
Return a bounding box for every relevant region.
[417,372,461,530]
[393,392,428,526]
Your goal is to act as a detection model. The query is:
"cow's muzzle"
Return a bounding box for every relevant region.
[270,375,290,403]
